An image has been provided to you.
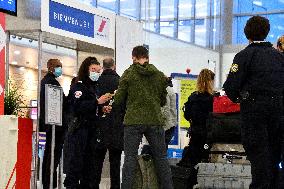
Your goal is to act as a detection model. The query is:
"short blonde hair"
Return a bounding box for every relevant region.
[197,69,215,94]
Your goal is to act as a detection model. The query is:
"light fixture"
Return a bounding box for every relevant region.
[19,67,26,71]
[18,37,22,40]
[14,50,21,55]
[252,1,263,6]
[11,61,18,65]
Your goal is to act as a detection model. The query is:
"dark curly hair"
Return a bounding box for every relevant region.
[77,57,100,82]
[132,46,149,59]
[244,16,270,41]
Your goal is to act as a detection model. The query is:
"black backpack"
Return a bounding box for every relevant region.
[183,99,191,121]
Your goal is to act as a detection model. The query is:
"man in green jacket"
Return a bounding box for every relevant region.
[114,46,174,189]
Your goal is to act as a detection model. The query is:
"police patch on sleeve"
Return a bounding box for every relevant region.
[74,91,82,98]
[230,64,239,73]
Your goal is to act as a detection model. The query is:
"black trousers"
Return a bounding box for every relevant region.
[42,128,65,189]
[241,97,283,189]
[92,146,122,189]
[64,127,97,189]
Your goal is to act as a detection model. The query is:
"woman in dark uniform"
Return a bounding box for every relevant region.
[63,57,111,189]
[178,69,215,168]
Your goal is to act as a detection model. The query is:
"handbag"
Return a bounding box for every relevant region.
[213,95,240,113]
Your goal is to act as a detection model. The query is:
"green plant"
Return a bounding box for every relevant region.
[4,81,25,116]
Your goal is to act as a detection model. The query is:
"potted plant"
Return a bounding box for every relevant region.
[0,80,33,189]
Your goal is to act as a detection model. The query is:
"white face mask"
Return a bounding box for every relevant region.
[89,71,101,81]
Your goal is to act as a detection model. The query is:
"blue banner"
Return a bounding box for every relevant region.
[0,0,16,13]
[49,0,94,38]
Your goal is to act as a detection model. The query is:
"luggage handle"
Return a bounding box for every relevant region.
[210,150,246,156]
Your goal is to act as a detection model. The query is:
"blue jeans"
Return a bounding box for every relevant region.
[121,125,174,189]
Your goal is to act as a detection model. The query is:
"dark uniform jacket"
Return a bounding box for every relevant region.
[68,79,99,127]
[223,42,284,102]
[96,69,124,150]
[184,91,213,133]
[39,72,66,132]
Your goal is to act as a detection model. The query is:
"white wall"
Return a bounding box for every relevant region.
[144,32,221,88]
[221,52,236,85]
[115,16,144,76]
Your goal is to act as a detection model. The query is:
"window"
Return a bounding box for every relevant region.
[160,0,175,20]
[196,0,209,17]
[120,0,139,19]
[178,20,192,42]
[97,0,116,11]
[160,21,175,37]
[234,0,284,14]
[141,0,158,32]
[233,14,284,44]
[179,0,193,19]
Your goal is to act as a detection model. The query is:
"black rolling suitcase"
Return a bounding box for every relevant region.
[171,165,197,189]
[206,112,241,144]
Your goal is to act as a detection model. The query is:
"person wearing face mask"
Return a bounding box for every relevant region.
[40,59,66,189]
[92,57,123,189]
[63,57,111,189]
[114,46,174,189]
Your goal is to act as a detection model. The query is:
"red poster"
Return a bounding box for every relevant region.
[0,13,5,115]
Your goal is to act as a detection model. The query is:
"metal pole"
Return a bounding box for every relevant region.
[34,31,43,189]
[49,125,55,189]
[5,31,10,90]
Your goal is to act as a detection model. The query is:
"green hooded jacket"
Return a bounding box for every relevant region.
[114,63,167,126]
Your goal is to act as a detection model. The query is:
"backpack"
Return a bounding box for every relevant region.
[183,99,192,121]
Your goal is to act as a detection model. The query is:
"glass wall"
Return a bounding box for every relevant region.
[77,0,222,49]
[233,0,284,44]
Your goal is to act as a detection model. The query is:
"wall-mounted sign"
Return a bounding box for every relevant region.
[0,0,17,16]
[42,0,114,49]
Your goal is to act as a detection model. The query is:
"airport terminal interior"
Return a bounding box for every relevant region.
[1,0,284,189]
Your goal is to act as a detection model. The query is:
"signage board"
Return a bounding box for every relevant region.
[45,84,63,126]
[41,0,114,49]
[0,0,17,16]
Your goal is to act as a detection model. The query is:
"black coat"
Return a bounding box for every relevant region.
[68,79,99,126]
[223,42,284,102]
[185,91,213,134]
[96,69,124,150]
[39,72,66,132]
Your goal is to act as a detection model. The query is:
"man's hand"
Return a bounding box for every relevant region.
[97,95,111,104]
[102,106,112,113]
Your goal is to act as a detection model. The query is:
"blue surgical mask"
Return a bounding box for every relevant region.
[54,67,62,78]
[89,71,101,81]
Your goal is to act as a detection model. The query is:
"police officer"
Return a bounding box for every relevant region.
[223,16,284,189]
[63,57,110,189]
[93,57,123,189]
[40,59,66,189]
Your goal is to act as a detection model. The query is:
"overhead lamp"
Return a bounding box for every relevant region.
[11,61,18,65]
[18,37,22,40]
[252,1,263,6]
[14,50,21,55]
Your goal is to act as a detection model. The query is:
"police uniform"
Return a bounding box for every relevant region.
[223,42,284,189]
[40,72,66,189]
[63,79,99,189]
